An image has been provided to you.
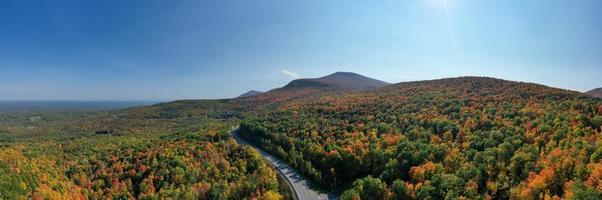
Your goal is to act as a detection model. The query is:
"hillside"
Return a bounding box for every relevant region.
[239,76,602,199]
[89,71,388,133]
[587,88,602,98]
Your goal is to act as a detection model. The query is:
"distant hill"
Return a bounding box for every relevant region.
[238,90,263,98]
[384,76,581,98]
[235,72,389,106]
[282,72,389,91]
[0,101,158,113]
[89,76,594,135]
[586,88,602,98]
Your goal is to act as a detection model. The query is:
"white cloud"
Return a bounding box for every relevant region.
[280,69,299,78]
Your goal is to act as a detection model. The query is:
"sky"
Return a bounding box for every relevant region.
[0,0,601,100]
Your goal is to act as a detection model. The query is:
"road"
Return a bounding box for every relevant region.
[232,128,336,200]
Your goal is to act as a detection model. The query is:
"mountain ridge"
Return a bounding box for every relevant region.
[107,75,593,127]
[235,72,389,106]
[587,88,602,98]
[238,90,264,98]
[281,71,389,91]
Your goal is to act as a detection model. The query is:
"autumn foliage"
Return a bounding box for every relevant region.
[238,77,602,199]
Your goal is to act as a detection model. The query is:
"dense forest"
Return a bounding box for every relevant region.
[0,116,290,199]
[238,77,602,199]
[1,77,601,199]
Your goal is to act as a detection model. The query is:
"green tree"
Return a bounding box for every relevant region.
[390,179,409,200]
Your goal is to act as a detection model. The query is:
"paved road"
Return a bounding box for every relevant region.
[232,128,336,200]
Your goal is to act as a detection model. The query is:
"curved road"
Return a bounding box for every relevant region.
[232,128,336,200]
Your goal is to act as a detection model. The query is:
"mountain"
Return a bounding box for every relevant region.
[238,90,263,98]
[586,88,602,98]
[281,72,389,91]
[383,76,581,98]
[99,76,588,134]
[233,72,390,107]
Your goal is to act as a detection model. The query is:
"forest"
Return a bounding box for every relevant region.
[0,115,290,199]
[237,77,602,199]
[1,77,601,199]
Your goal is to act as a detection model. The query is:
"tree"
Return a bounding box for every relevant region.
[567,181,602,200]
[591,116,602,131]
[390,179,410,200]
[341,189,360,200]
[343,176,389,200]
[259,191,283,200]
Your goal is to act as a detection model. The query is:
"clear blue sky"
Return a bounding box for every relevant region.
[1,0,600,100]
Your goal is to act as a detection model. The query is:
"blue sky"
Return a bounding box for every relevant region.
[1,0,601,100]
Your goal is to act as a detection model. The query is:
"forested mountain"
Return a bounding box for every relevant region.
[587,88,602,98]
[231,72,389,109]
[281,72,389,91]
[238,90,264,98]
[1,75,601,199]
